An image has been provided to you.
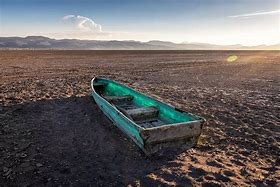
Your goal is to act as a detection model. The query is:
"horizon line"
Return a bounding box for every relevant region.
[1,35,279,47]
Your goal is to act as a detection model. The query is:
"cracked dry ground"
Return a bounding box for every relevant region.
[0,50,279,186]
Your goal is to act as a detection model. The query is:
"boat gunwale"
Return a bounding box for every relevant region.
[91,76,205,130]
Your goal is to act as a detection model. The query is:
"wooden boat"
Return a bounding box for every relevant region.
[91,76,205,155]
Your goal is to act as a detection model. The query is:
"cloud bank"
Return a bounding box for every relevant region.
[229,9,280,18]
[58,15,150,41]
[62,15,102,32]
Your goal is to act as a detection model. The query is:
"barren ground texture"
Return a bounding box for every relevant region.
[0,50,279,186]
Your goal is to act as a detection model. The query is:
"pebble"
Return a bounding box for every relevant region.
[3,167,9,172]
[36,163,43,167]
[20,153,28,158]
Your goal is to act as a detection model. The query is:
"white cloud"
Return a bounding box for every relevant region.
[62,15,102,32]
[62,15,75,20]
[229,9,280,18]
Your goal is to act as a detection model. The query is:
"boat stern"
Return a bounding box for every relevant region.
[139,120,204,155]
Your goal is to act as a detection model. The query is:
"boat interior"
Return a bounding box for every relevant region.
[93,80,196,129]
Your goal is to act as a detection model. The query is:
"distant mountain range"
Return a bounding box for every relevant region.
[0,36,279,50]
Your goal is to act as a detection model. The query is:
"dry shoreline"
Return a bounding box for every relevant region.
[0,50,279,186]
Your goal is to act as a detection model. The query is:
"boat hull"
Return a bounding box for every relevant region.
[91,76,205,155]
[92,91,144,148]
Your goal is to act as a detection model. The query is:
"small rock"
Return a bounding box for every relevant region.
[3,167,8,172]
[20,153,28,158]
[36,163,43,167]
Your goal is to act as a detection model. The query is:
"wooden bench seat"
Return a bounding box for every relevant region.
[126,106,159,121]
[137,118,165,128]
[93,82,105,87]
[104,95,133,103]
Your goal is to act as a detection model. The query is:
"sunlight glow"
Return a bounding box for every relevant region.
[227,55,238,62]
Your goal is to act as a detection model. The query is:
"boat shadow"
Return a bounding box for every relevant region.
[0,95,193,186]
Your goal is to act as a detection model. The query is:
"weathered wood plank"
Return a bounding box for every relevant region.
[140,121,202,144]
[126,106,159,121]
[104,95,133,103]
[137,118,165,128]
[93,82,105,87]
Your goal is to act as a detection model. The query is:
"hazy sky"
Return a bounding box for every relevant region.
[1,0,280,45]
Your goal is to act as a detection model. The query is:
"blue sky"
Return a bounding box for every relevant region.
[1,0,280,45]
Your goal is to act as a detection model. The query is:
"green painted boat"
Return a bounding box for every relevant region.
[91,76,205,155]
